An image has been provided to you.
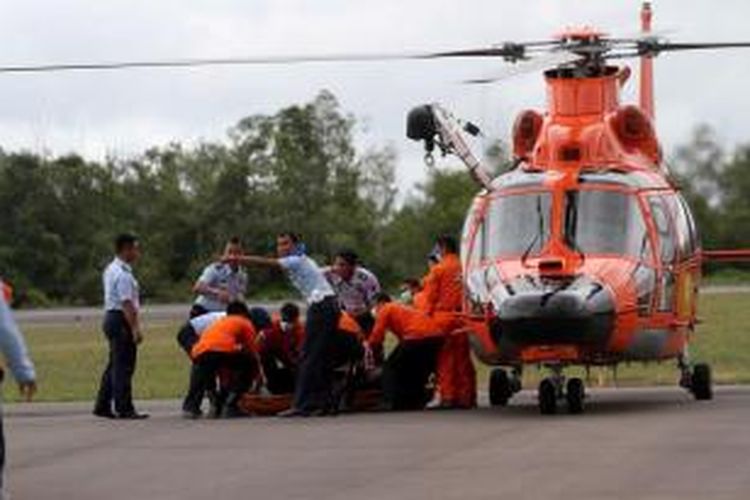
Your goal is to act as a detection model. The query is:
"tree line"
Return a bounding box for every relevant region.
[0,91,746,306]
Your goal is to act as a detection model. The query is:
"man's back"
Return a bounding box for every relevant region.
[192,316,256,358]
[422,253,463,313]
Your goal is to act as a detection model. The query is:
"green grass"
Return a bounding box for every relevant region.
[3,321,189,403]
[4,293,750,402]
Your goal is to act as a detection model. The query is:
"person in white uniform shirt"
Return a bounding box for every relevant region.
[190,237,248,318]
[229,232,340,417]
[323,249,381,331]
[93,233,148,420]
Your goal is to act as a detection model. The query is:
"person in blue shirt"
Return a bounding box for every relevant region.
[93,234,148,420]
[229,232,342,417]
[190,237,248,318]
[0,279,37,499]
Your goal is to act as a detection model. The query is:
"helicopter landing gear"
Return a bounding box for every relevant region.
[678,352,713,401]
[690,363,713,400]
[489,367,522,407]
[566,378,586,414]
[538,365,586,415]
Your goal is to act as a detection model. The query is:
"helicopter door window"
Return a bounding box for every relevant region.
[487,192,552,257]
[649,196,678,311]
[648,197,677,265]
[672,194,700,258]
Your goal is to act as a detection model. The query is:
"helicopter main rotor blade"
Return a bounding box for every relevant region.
[639,41,750,55]
[465,51,584,84]
[0,42,562,75]
[0,52,444,74]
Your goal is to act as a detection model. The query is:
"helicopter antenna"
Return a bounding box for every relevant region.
[640,2,655,120]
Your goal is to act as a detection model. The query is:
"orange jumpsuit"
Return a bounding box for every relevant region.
[419,252,476,408]
[369,302,460,348]
[191,315,258,359]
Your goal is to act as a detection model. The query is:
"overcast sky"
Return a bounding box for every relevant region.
[0,0,749,189]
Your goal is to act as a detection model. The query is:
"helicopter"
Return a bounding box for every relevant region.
[404,2,750,414]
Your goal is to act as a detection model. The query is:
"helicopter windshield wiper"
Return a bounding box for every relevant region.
[521,195,546,267]
[564,191,586,266]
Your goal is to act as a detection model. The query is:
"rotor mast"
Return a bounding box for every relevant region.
[640,2,655,120]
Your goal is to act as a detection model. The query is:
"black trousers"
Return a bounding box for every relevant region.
[95,311,137,415]
[293,296,340,411]
[260,352,296,395]
[382,337,443,411]
[183,352,256,413]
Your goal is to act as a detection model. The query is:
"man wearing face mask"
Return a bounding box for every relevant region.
[257,302,305,395]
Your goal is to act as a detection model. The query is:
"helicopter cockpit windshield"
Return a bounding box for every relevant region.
[473,187,652,263]
[564,190,651,260]
[486,192,552,257]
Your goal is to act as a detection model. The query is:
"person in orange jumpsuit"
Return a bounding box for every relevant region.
[182,301,259,418]
[366,293,461,410]
[419,235,477,409]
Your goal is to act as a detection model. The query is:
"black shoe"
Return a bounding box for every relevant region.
[117,412,150,420]
[93,409,116,419]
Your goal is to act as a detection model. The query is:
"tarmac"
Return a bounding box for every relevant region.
[5,386,750,500]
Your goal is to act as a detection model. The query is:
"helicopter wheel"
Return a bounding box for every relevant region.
[538,378,558,415]
[566,377,585,414]
[691,363,713,401]
[489,369,513,407]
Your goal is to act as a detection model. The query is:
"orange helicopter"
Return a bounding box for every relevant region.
[405,3,750,414]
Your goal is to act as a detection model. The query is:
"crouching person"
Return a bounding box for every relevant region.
[182,302,259,419]
[256,303,304,395]
[365,293,459,411]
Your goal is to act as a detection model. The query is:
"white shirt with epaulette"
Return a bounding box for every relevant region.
[323,266,381,315]
[103,257,140,312]
[193,262,248,311]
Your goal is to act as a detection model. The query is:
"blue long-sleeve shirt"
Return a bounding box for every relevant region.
[0,284,36,384]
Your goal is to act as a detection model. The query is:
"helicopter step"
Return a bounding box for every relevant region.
[537,365,586,415]
[489,368,523,407]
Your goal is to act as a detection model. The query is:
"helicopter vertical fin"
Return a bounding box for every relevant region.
[640,2,655,120]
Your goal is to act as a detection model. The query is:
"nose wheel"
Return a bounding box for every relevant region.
[538,367,586,415]
[489,368,522,407]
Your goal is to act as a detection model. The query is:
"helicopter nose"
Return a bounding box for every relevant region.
[493,275,615,348]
